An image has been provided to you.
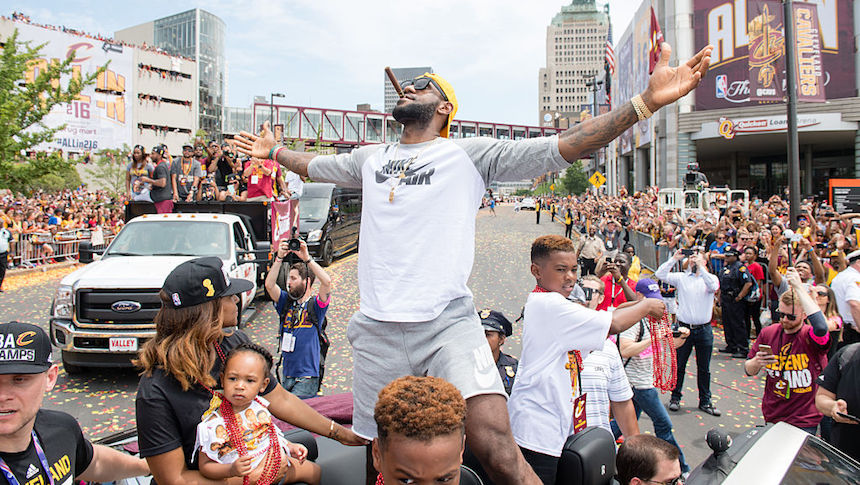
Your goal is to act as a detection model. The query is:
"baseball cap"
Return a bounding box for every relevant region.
[417,73,458,138]
[182,143,193,150]
[724,247,740,257]
[635,279,663,300]
[479,309,512,337]
[162,257,254,309]
[151,144,166,155]
[0,322,53,374]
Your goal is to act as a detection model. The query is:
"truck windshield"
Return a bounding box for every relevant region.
[104,221,230,259]
[299,198,331,222]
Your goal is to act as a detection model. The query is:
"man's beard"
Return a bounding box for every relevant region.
[392,100,436,129]
[288,282,305,300]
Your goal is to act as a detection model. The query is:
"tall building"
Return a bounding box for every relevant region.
[384,66,433,113]
[538,0,609,126]
[116,9,226,139]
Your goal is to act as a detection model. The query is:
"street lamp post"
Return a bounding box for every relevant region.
[782,0,801,223]
[270,92,285,133]
[585,74,604,173]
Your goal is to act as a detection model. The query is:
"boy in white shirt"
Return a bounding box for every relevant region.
[508,235,665,484]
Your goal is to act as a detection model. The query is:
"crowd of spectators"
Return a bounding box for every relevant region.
[0,187,124,270]
[502,188,860,466]
[6,11,195,61]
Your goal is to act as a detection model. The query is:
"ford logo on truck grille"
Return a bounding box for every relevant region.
[111,301,142,313]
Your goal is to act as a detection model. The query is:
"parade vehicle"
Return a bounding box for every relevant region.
[657,186,749,222]
[49,202,272,373]
[298,183,362,267]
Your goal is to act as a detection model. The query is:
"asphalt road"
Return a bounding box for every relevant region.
[0,203,768,468]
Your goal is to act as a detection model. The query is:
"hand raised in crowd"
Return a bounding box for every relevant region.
[235,121,276,159]
[784,267,803,288]
[672,249,686,261]
[643,298,666,318]
[640,43,712,112]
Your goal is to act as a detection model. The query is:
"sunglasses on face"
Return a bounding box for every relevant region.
[582,287,604,301]
[813,291,829,298]
[773,310,798,321]
[644,476,684,485]
[400,77,449,101]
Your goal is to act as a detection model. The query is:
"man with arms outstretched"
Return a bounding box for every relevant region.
[235,43,712,485]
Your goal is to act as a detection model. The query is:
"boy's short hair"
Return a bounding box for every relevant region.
[531,235,576,263]
[374,376,466,448]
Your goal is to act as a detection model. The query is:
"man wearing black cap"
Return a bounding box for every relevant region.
[719,248,753,358]
[139,145,173,213]
[831,250,860,348]
[234,43,713,485]
[480,309,518,395]
[0,322,149,484]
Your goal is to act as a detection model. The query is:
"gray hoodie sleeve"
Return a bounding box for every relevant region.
[306,144,379,188]
[453,135,569,186]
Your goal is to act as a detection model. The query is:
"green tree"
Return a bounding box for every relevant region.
[560,160,590,195]
[0,29,103,190]
[89,145,131,196]
[513,188,532,196]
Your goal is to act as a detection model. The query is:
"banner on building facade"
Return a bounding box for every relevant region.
[615,30,635,154]
[694,0,852,110]
[792,2,825,102]
[746,1,785,102]
[14,22,134,151]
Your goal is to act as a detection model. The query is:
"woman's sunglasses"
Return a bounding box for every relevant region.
[400,77,449,101]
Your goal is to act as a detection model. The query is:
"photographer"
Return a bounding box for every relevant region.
[265,239,331,398]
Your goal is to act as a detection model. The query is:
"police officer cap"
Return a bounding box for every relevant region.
[479,309,512,337]
[847,249,860,263]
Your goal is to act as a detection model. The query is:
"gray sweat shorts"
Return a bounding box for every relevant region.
[347,296,506,439]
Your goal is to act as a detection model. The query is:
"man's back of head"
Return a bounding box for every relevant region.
[616,434,682,485]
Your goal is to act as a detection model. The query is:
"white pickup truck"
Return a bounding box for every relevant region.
[49,212,268,373]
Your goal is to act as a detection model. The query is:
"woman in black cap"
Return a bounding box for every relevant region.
[135,257,365,484]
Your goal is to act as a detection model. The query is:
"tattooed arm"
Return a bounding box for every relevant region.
[559,42,713,162]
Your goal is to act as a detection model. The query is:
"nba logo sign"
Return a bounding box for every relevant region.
[716,75,727,99]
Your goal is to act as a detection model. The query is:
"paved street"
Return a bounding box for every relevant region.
[0,204,768,467]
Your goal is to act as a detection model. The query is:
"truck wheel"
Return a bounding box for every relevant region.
[61,352,85,375]
[321,239,333,267]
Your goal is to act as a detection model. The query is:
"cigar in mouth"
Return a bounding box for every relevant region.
[385,66,404,98]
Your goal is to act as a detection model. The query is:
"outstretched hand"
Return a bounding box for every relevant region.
[642,43,713,112]
[234,120,276,159]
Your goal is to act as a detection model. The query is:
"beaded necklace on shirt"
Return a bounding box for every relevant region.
[533,285,584,395]
[387,138,439,203]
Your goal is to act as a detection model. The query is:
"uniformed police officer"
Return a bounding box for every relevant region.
[718,248,753,358]
[479,309,518,395]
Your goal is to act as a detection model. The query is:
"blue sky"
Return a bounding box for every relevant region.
[15,1,633,126]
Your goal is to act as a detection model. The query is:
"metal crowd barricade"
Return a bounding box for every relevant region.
[630,231,659,272]
[14,229,116,267]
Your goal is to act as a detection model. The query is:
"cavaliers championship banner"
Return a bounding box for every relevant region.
[10,20,134,151]
[694,0,852,110]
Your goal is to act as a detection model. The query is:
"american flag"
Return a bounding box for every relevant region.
[605,40,615,75]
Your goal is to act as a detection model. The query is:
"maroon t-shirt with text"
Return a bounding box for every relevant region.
[748,323,830,428]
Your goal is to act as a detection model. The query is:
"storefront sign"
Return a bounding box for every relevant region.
[829,179,860,213]
[717,114,821,139]
[694,0,853,110]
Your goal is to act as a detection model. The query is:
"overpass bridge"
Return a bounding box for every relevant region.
[233,102,564,148]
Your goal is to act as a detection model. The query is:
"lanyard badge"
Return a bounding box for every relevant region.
[0,431,56,485]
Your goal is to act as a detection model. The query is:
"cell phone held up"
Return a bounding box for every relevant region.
[759,344,773,355]
[836,411,860,424]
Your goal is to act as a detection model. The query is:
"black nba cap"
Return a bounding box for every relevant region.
[0,322,53,374]
[162,257,254,309]
[479,309,513,337]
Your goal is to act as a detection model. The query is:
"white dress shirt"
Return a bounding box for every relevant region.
[831,265,860,327]
[654,257,719,325]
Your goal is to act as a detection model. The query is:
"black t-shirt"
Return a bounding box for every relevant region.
[215,157,234,189]
[817,343,860,461]
[0,410,94,484]
[149,161,173,202]
[135,330,278,470]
